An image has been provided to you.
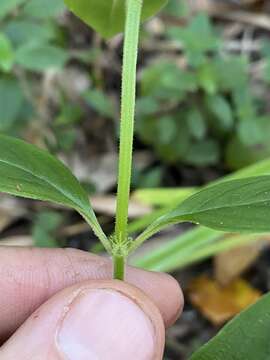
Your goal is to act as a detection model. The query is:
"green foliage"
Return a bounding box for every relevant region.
[131,176,270,251]
[64,0,167,39]
[0,33,14,72]
[0,78,25,131]
[168,14,220,66]
[33,211,63,247]
[4,20,55,45]
[0,0,71,138]
[133,157,270,271]
[23,0,65,18]
[0,0,25,19]
[83,89,115,119]
[0,134,110,251]
[190,292,270,360]
[136,13,270,169]
[15,43,68,72]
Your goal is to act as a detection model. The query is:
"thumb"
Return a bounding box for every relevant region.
[0,280,165,359]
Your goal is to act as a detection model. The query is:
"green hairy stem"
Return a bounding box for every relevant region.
[114,0,143,279]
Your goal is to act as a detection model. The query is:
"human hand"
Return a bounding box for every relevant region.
[0,247,183,359]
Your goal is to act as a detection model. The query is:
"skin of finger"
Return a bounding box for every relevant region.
[0,247,183,339]
[0,280,165,360]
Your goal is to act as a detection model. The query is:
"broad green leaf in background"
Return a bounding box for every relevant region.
[130,176,270,252]
[237,119,264,146]
[168,14,220,66]
[64,0,167,39]
[214,57,248,92]
[187,109,206,140]
[263,43,270,83]
[0,0,25,19]
[0,78,24,131]
[33,211,63,248]
[265,60,270,83]
[4,20,54,46]
[0,135,110,252]
[84,89,115,119]
[190,292,270,360]
[15,44,68,72]
[226,116,270,170]
[233,88,256,122]
[0,33,14,72]
[206,95,233,132]
[140,61,197,97]
[22,0,65,18]
[184,140,220,166]
[197,62,218,94]
[164,0,189,17]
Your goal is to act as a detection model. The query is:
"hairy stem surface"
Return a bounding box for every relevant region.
[114,0,143,279]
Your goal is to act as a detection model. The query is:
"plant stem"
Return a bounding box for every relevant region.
[113,255,125,280]
[114,0,143,279]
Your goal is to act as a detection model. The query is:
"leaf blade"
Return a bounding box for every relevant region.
[190,292,270,360]
[131,176,270,252]
[0,135,110,252]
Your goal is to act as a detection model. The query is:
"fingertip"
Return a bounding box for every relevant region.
[125,267,184,327]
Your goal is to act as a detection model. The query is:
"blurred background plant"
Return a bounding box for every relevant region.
[1,0,270,358]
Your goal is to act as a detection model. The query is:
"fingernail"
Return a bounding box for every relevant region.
[56,289,156,360]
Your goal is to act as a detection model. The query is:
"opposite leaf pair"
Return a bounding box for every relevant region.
[1,134,270,258]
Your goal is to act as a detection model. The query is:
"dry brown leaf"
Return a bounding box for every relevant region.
[0,198,26,233]
[189,0,270,30]
[0,211,13,233]
[0,236,33,247]
[214,235,270,285]
[215,244,262,286]
[188,275,261,325]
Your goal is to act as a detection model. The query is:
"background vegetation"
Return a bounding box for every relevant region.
[0,0,270,358]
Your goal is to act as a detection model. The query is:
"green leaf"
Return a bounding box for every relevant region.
[184,139,220,166]
[15,44,68,71]
[265,60,270,83]
[233,88,256,122]
[133,157,270,271]
[33,211,62,248]
[197,63,218,94]
[22,0,65,18]
[238,119,264,146]
[164,0,189,17]
[168,14,219,66]
[157,116,177,145]
[226,116,270,170]
[205,95,233,132]
[4,20,54,46]
[140,61,197,98]
[64,0,167,39]
[84,89,115,119]
[0,33,14,72]
[0,0,25,19]
[190,292,270,360]
[214,56,248,91]
[0,78,24,131]
[131,176,270,251]
[0,135,110,252]
[187,109,206,140]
